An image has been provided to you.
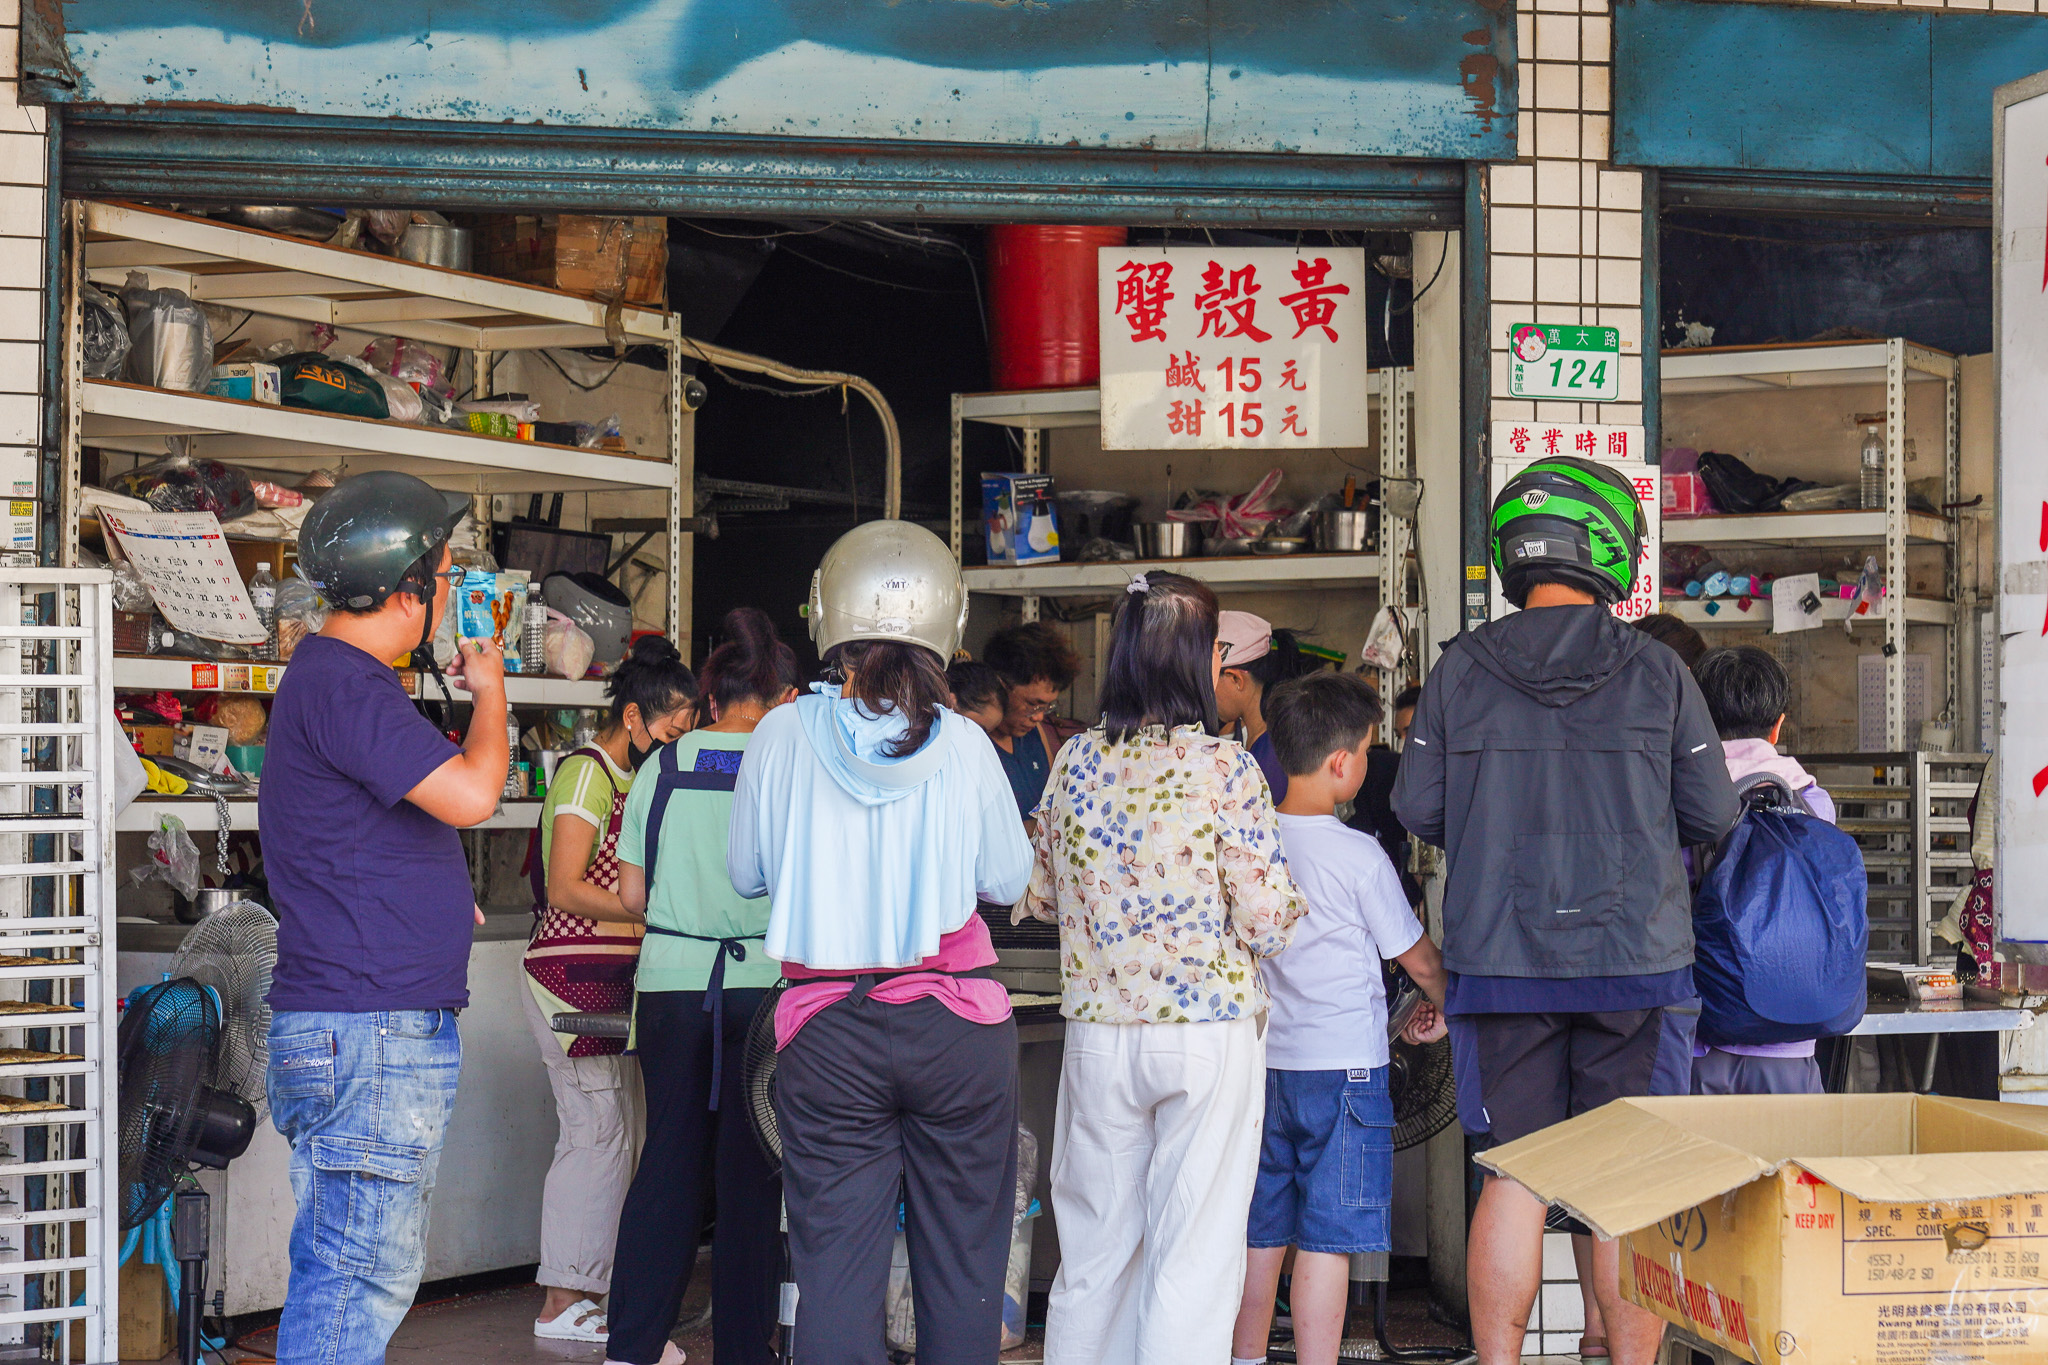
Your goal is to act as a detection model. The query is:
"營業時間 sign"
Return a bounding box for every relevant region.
[1098,247,1368,450]
[1507,323,1622,402]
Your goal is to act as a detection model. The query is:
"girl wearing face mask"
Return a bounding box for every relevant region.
[523,633,700,1345]
[604,607,801,1365]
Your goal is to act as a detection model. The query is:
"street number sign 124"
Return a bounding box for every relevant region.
[1507,323,1621,402]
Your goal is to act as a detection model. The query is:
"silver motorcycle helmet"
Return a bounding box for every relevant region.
[807,520,967,662]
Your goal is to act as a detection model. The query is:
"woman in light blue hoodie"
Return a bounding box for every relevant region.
[727,521,1032,1365]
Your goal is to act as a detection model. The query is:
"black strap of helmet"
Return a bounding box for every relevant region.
[398,559,456,733]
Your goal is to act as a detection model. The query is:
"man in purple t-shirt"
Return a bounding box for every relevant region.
[260,472,510,1365]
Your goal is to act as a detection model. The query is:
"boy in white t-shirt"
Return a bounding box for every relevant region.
[1230,672,1448,1365]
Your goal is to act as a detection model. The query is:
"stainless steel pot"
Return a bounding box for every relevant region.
[397,223,475,272]
[1313,509,1373,553]
[1131,522,1193,558]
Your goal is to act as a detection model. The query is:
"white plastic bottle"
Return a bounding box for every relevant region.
[521,582,547,677]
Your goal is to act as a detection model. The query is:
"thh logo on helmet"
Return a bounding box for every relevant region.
[1521,490,1549,510]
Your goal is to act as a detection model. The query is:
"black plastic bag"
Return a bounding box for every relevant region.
[112,455,257,521]
[1695,450,1812,515]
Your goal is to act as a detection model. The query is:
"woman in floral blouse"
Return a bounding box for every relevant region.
[1022,570,1307,1365]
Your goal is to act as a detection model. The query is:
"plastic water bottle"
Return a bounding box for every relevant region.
[504,716,524,798]
[1860,426,1885,510]
[247,565,277,661]
[521,583,547,677]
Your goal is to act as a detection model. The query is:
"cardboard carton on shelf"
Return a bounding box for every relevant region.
[1482,1094,2048,1364]
[470,214,667,307]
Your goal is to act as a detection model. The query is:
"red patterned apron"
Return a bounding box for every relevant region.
[522,746,643,1057]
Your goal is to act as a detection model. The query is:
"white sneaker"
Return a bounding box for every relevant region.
[602,1342,686,1365]
[535,1298,610,1342]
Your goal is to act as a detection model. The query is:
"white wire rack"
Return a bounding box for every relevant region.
[0,569,119,1363]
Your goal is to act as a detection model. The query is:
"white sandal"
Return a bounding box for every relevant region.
[534,1297,610,1342]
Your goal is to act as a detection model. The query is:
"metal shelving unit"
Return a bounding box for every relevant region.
[1660,340,1960,751]
[947,374,1411,627]
[65,202,691,875]
[114,798,547,834]
[0,569,121,1363]
[1913,751,1989,965]
[1806,751,1989,965]
[66,200,687,623]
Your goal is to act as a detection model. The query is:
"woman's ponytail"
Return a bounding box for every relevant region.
[699,607,801,716]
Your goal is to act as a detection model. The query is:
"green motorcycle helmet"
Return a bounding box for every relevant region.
[1490,456,1644,609]
[297,471,467,612]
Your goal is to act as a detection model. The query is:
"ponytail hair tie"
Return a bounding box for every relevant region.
[1126,573,1151,595]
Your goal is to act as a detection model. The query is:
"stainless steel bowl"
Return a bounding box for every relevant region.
[1132,522,1193,558]
[1313,509,1373,553]
[397,223,475,272]
[1252,537,1306,555]
[1204,533,1259,557]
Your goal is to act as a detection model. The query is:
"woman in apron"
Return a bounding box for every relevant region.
[523,635,700,1343]
[604,607,800,1365]
[727,522,1033,1365]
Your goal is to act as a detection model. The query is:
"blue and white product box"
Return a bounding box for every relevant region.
[982,473,1060,566]
[207,362,282,405]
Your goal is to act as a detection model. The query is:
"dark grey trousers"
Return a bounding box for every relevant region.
[1691,1046,1825,1095]
[773,995,1019,1365]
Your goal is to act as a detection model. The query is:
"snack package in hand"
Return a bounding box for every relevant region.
[455,569,531,671]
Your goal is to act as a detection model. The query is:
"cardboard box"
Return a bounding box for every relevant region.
[982,473,1060,566]
[129,725,174,757]
[1481,1095,2048,1364]
[1663,471,1710,519]
[119,1257,173,1361]
[207,361,281,405]
[473,214,667,306]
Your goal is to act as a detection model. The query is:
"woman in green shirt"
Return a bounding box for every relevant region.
[606,607,800,1365]
[522,635,698,1343]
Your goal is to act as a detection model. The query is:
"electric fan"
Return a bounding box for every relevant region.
[742,983,785,1170]
[167,898,278,1122]
[117,899,277,1365]
[1389,1034,1456,1153]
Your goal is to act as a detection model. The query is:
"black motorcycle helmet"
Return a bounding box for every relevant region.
[297,471,467,613]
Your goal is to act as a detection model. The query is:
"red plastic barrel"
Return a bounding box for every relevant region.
[986,225,1129,391]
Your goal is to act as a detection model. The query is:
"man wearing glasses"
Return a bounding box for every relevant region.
[981,621,1084,825]
[259,471,512,1365]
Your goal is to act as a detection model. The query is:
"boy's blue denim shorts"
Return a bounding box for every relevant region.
[1247,1065,1394,1255]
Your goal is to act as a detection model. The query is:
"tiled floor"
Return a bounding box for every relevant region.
[123,1268,1487,1364]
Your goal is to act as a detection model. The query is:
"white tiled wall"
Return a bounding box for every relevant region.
[1521,1229,1589,1356]
[0,3,41,517]
[1491,0,1642,431]
[1489,0,2033,443]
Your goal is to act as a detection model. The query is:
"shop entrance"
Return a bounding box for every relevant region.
[69,185,1466,1355]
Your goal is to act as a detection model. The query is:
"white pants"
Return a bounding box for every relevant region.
[520,982,644,1296]
[1044,1017,1267,1365]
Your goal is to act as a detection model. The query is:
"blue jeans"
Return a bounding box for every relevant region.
[266,1010,462,1365]
[1247,1066,1394,1255]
